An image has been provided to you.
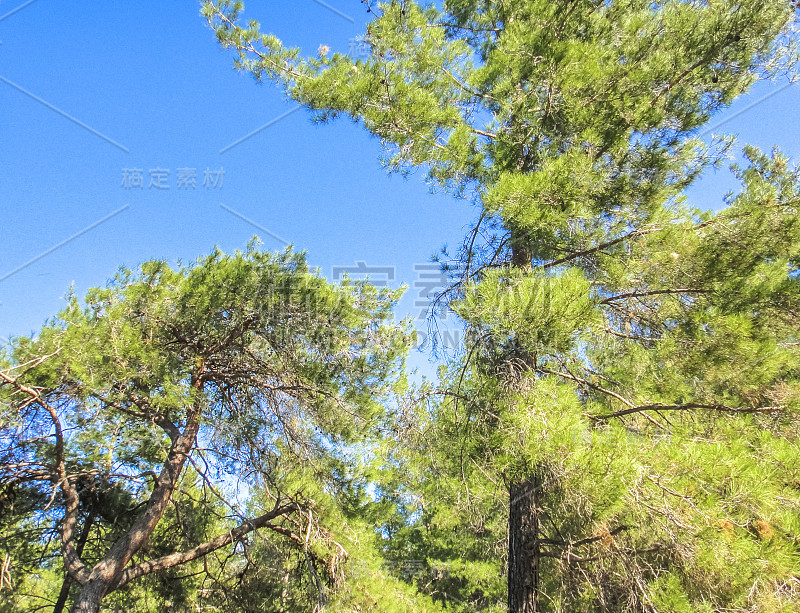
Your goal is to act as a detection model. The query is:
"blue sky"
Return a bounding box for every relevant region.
[1,2,799,371]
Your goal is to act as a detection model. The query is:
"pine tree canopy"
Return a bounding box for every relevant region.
[0,245,437,612]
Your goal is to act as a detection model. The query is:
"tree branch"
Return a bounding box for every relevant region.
[599,288,710,305]
[0,368,90,584]
[595,403,783,420]
[541,227,662,270]
[538,367,667,430]
[88,391,179,442]
[117,503,298,586]
[538,525,630,550]
[82,359,208,590]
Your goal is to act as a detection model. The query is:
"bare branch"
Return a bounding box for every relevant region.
[0,367,90,584]
[596,403,783,420]
[117,503,298,586]
[599,288,710,305]
[541,227,662,270]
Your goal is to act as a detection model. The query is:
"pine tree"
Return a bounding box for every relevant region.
[0,245,415,613]
[204,1,800,610]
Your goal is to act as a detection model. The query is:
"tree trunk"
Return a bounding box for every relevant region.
[65,380,205,613]
[508,474,541,613]
[70,578,107,613]
[506,230,542,612]
[54,511,95,613]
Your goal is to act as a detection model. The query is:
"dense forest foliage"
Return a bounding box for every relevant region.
[2,1,800,611]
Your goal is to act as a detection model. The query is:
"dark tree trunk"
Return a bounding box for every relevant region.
[506,229,542,612]
[53,564,75,613]
[508,473,542,612]
[54,511,95,613]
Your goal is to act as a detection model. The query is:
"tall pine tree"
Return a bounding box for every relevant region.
[204,1,800,610]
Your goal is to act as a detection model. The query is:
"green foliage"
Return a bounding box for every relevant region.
[203,1,800,610]
[0,244,422,611]
[455,268,599,356]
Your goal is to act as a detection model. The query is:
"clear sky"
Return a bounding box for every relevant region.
[1,2,799,372]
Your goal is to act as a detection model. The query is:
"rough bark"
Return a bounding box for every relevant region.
[508,474,541,613]
[507,233,542,613]
[70,578,106,613]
